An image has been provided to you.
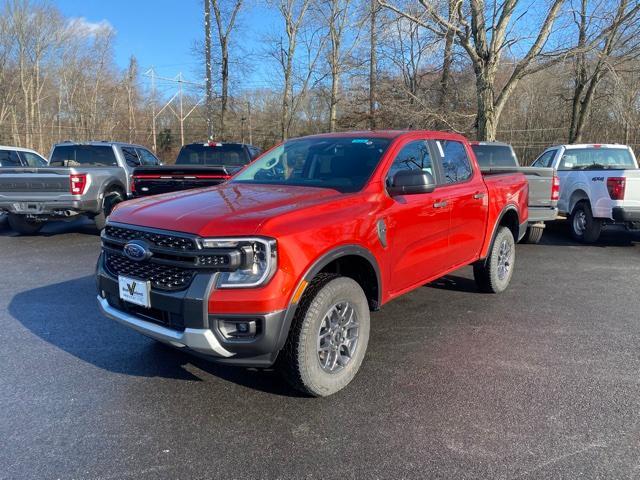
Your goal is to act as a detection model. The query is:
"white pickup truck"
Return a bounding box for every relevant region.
[531,144,639,242]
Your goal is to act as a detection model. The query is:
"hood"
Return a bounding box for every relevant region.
[110,183,342,237]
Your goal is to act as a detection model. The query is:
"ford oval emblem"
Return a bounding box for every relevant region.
[123,240,152,262]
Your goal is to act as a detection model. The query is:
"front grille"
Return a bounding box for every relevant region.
[104,225,196,251]
[105,252,194,291]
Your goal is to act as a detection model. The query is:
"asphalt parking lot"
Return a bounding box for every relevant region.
[1,217,639,480]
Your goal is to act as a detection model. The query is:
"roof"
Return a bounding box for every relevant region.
[0,145,45,154]
[286,130,468,142]
[561,143,630,150]
[469,141,512,147]
[52,140,148,148]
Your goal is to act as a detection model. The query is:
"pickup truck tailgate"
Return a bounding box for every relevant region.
[0,169,69,198]
[621,170,640,205]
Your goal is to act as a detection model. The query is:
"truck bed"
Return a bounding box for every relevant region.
[131,165,234,197]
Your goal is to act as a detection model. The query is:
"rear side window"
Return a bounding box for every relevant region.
[176,144,250,167]
[21,151,47,167]
[136,148,160,165]
[121,147,141,167]
[50,145,118,167]
[471,144,518,167]
[532,150,556,168]
[558,148,637,171]
[0,150,21,167]
[437,140,473,184]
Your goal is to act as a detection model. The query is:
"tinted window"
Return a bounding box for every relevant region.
[50,145,117,167]
[233,137,391,193]
[471,144,518,167]
[558,148,637,171]
[0,150,22,167]
[532,150,555,168]
[176,144,250,167]
[21,151,47,167]
[121,147,141,167]
[386,140,433,187]
[438,140,473,183]
[137,148,160,165]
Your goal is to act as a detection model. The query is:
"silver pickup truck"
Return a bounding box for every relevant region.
[471,141,559,244]
[0,141,160,234]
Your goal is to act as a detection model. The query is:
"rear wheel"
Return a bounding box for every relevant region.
[8,214,43,235]
[278,274,370,397]
[94,189,124,230]
[522,224,544,244]
[570,201,601,243]
[473,226,516,293]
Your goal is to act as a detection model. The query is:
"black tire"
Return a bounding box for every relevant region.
[278,273,371,397]
[7,214,43,235]
[521,225,544,244]
[94,189,124,230]
[569,201,601,243]
[473,226,516,294]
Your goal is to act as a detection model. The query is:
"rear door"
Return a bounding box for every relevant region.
[384,139,452,294]
[432,139,488,268]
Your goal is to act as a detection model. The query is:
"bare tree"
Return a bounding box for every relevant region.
[568,0,640,143]
[369,0,379,129]
[204,0,214,138]
[211,0,243,139]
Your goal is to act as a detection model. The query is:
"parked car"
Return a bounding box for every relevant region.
[0,145,48,167]
[96,130,528,396]
[131,142,262,197]
[471,141,559,244]
[531,143,639,243]
[0,141,160,234]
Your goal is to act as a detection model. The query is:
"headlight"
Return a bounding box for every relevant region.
[200,237,277,288]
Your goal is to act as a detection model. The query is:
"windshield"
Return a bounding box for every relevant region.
[50,145,117,167]
[471,144,518,167]
[559,148,638,170]
[176,144,250,167]
[231,136,392,193]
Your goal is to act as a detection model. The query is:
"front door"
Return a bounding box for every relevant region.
[384,139,452,294]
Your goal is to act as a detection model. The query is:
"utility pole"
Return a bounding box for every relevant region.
[204,0,214,139]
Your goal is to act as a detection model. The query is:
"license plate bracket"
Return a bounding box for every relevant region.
[118,275,151,308]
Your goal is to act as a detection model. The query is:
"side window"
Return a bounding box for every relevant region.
[386,140,433,187]
[21,152,47,167]
[0,150,21,167]
[532,150,555,168]
[137,148,160,165]
[121,147,141,167]
[437,140,473,184]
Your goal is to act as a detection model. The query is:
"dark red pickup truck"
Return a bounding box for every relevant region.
[97,130,528,396]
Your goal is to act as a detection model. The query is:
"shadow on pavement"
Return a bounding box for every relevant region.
[427,274,479,293]
[538,219,640,247]
[0,217,100,237]
[8,275,302,397]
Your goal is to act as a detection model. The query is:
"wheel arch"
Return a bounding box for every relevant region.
[481,204,520,260]
[568,189,590,214]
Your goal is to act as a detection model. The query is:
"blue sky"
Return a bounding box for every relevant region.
[54,0,277,85]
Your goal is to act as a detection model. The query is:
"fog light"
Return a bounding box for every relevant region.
[218,319,258,339]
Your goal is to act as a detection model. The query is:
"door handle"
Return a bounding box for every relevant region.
[433,201,448,209]
[473,192,486,199]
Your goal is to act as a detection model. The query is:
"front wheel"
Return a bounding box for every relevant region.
[570,202,601,243]
[8,214,43,235]
[278,274,370,397]
[473,226,516,293]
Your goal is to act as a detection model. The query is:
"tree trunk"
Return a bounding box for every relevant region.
[220,40,229,139]
[204,0,214,139]
[476,72,497,140]
[369,0,377,129]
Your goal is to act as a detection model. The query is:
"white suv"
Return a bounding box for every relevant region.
[532,144,639,242]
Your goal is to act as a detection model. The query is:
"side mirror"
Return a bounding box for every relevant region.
[388,170,436,195]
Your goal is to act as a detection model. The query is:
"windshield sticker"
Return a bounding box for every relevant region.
[352,139,373,145]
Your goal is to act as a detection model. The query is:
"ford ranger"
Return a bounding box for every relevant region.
[96,131,528,396]
[531,143,639,242]
[0,141,160,234]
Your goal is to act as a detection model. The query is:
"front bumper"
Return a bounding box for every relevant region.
[96,255,292,367]
[612,207,640,223]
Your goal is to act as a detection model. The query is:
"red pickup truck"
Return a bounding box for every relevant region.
[97,131,528,396]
